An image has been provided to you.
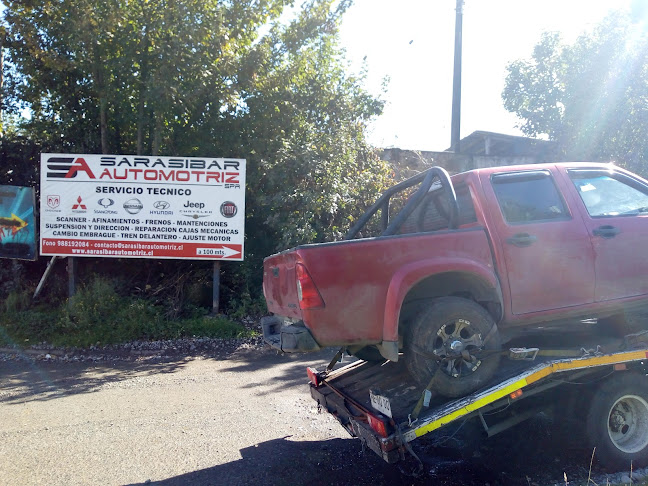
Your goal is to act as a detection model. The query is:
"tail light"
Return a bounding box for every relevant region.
[367,413,389,438]
[296,263,325,309]
[307,367,322,386]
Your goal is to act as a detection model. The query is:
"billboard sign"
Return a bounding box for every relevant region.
[0,185,37,260]
[40,154,246,260]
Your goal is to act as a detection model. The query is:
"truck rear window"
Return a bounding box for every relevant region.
[398,183,477,234]
[491,171,569,224]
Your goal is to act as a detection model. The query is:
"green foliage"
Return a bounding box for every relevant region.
[64,278,124,330]
[0,133,42,187]
[502,12,648,175]
[237,1,393,249]
[503,32,566,140]
[0,277,254,348]
[58,278,161,346]
[173,314,255,339]
[3,0,292,155]
[1,0,394,311]
[227,292,268,321]
[4,289,31,313]
[0,308,62,346]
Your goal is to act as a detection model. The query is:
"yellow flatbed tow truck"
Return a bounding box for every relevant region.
[307,331,648,470]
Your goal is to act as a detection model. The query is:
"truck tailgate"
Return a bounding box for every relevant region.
[263,251,302,320]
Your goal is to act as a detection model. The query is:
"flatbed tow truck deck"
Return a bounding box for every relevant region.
[307,331,648,468]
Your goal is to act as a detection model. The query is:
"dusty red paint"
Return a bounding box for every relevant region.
[263,162,648,349]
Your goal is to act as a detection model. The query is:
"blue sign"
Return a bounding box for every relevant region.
[0,185,37,260]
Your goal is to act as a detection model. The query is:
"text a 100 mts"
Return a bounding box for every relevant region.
[197,248,226,256]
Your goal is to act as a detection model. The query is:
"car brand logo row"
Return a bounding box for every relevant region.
[44,195,238,218]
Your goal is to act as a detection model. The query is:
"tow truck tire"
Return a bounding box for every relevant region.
[596,312,647,337]
[595,313,633,337]
[586,372,648,469]
[405,297,501,398]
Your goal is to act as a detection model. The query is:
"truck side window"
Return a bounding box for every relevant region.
[568,170,648,217]
[492,171,568,224]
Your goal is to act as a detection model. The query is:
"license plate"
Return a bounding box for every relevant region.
[369,390,392,418]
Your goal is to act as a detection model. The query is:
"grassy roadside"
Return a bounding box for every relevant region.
[0,277,259,349]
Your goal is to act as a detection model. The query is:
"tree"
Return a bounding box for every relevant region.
[3,0,291,155]
[1,0,393,310]
[235,1,391,249]
[502,12,648,175]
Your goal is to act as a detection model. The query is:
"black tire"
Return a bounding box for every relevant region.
[595,313,634,337]
[586,372,648,469]
[596,311,648,337]
[404,296,501,398]
[352,346,384,362]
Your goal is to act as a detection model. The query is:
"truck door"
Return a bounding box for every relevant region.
[565,168,648,301]
[484,169,595,315]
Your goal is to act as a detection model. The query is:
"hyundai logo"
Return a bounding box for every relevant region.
[154,201,170,210]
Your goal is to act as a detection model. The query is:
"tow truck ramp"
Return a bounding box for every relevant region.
[308,337,648,468]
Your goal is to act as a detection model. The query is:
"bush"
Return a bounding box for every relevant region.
[228,292,268,321]
[0,308,62,346]
[4,289,31,313]
[174,315,256,339]
[0,276,257,348]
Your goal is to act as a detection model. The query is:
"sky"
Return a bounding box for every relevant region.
[338,0,635,152]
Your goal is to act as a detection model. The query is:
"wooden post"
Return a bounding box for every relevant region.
[33,256,58,300]
[212,261,221,314]
[68,257,77,297]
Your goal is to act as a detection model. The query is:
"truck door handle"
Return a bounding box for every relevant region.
[506,233,537,247]
[593,225,621,238]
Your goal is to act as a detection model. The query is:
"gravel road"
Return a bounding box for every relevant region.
[0,343,642,486]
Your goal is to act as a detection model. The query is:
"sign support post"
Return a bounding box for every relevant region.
[212,261,221,315]
[68,256,77,297]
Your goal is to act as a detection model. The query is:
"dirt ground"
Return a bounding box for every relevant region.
[0,346,632,486]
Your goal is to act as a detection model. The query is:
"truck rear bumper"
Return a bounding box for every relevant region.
[309,381,401,463]
[261,316,321,353]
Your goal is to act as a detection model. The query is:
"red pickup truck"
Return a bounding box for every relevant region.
[262,163,648,396]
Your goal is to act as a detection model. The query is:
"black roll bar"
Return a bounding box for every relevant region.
[344,166,459,240]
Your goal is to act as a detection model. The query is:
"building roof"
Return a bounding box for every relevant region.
[447,130,557,157]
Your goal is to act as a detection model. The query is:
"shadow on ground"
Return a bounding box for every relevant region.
[217,347,343,397]
[0,357,193,404]
[127,436,434,486]
[0,346,339,405]
[126,412,607,486]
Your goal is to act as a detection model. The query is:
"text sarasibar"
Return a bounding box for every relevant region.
[99,157,240,171]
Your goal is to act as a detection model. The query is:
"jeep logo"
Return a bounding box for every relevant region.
[183,201,205,209]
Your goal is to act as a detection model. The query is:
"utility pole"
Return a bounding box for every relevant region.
[450,0,464,153]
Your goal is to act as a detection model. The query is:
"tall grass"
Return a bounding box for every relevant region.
[0,277,257,348]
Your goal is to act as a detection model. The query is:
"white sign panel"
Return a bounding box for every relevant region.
[40,153,245,260]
